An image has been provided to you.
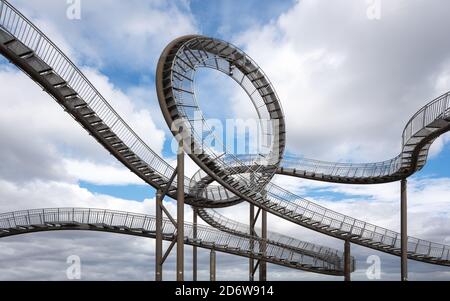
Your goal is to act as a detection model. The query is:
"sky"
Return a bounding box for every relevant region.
[0,0,450,281]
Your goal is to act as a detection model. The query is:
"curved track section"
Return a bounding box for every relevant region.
[156,35,286,195]
[276,92,450,184]
[195,208,354,269]
[0,0,449,275]
[189,164,450,266]
[0,208,345,275]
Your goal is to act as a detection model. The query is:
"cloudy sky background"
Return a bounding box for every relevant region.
[1,0,450,280]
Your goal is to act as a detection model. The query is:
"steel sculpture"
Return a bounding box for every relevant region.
[0,0,449,281]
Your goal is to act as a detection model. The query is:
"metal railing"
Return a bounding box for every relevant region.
[197,207,355,270]
[274,92,450,181]
[262,181,450,261]
[280,155,400,179]
[403,92,450,145]
[0,208,341,271]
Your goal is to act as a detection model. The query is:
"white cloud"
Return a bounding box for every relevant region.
[63,159,144,186]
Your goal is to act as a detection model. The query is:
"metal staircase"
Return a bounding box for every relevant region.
[0,0,449,279]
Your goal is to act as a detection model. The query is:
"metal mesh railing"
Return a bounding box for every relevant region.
[403,92,450,145]
[280,155,401,179]
[263,181,450,261]
[0,208,341,271]
[276,92,450,180]
[197,208,351,268]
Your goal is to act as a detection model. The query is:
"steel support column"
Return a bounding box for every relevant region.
[259,209,267,281]
[155,189,163,281]
[344,240,351,282]
[401,178,408,281]
[249,204,255,281]
[210,250,216,281]
[177,130,185,281]
[193,209,198,281]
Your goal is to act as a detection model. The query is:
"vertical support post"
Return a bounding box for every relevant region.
[155,189,163,281]
[249,204,255,281]
[259,209,267,281]
[193,209,198,281]
[177,128,185,282]
[344,240,351,282]
[210,250,216,281]
[401,178,408,281]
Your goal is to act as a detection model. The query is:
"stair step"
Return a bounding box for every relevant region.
[77,106,95,116]
[105,136,121,145]
[426,119,448,129]
[0,30,15,44]
[413,128,433,137]
[5,39,32,57]
[56,85,77,97]
[86,115,102,124]
[68,97,88,108]
[43,72,66,86]
[25,55,52,74]
[102,131,117,139]
[93,123,110,132]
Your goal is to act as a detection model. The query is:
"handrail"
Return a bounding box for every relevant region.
[0,207,342,273]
